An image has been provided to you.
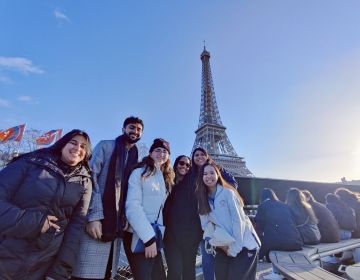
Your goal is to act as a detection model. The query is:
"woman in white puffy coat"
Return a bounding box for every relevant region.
[197,162,260,280]
[125,138,174,280]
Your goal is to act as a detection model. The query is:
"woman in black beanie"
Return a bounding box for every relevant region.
[125,138,174,280]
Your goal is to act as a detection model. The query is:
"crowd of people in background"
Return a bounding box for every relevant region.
[255,186,360,279]
[0,115,360,280]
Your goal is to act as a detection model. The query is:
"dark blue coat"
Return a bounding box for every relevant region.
[255,199,303,260]
[219,167,238,189]
[0,152,92,280]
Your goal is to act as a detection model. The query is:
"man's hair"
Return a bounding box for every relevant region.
[123,116,144,129]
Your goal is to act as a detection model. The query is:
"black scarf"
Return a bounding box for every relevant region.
[56,157,82,179]
[101,135,138,242]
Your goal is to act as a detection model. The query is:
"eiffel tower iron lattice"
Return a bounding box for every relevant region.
[192,47,253,177]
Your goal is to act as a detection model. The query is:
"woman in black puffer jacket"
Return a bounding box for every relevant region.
[325,193,356,240]
[335,188,360,238]
[334,188,360,263]
[0,129,92,280]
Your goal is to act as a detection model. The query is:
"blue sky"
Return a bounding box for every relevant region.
[1,0,360,182]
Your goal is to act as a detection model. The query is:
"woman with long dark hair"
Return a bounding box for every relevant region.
[163,155,201,280]
[334,188,360,262]
[125,138,174,280]
[325,193,356,240]
[191,147,238,280]
[286,188,321,245]
[173,155,191,184]
[335,188,360,238]
[0,129,92,280]
[197,162,260,280]
[302,190,340,243]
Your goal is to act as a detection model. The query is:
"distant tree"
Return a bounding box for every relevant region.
[137,142,149,161]
[0,128,42,169]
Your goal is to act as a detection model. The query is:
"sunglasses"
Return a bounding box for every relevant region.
[178,161,191,168]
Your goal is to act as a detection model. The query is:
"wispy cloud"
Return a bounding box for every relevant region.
[0,74,12,84]
[0,57,44,75]
[0,98,10,108]
[54,8,70,23]
[18,95,31,102]
[17,95,39,105]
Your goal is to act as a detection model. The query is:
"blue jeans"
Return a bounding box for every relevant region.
[353,248,360,263]
[200,240,215,280]
[340,230,352,240]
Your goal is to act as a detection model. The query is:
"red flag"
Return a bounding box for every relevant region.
[36,129,63,146]
[0,124,26,142]
[55,129,63,141]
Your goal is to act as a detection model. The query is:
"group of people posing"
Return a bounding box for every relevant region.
[0,116,261,280]
[255,186,360,270]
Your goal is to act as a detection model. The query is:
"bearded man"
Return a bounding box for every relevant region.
[72,116,144,280]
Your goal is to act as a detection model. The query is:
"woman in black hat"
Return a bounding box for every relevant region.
[125,138,174,280]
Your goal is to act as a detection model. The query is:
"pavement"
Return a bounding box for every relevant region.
[115,254,274,280]
[116,244,275,280]
[256,260,274,280]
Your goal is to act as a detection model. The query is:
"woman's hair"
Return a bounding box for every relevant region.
[191,147,210,169]
[335,187,360,205]
[302,189,316,203]
[48,129,91,159]
[173,155,191,184]
[260,188,279,203]
[11,129,92,171]
[135,155,175,190]
[286,188,318,224]
[325,193,347,207]
[196,161,243,215]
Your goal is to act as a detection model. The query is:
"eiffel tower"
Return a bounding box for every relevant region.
[192,46,253,177]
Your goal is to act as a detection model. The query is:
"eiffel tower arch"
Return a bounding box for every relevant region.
[192,47,253,177]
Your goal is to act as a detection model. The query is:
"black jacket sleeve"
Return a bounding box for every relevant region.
[0,158,46,238]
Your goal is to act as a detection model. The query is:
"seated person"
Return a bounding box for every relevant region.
[302,190,340,243]
[325,193,356,240]
[286,188,321,245]
[335,188,360,263]
[255,188,303,262]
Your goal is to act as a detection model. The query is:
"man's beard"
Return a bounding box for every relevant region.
[124,133,141,144]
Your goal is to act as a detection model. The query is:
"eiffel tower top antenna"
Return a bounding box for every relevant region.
[197,46,223,128]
